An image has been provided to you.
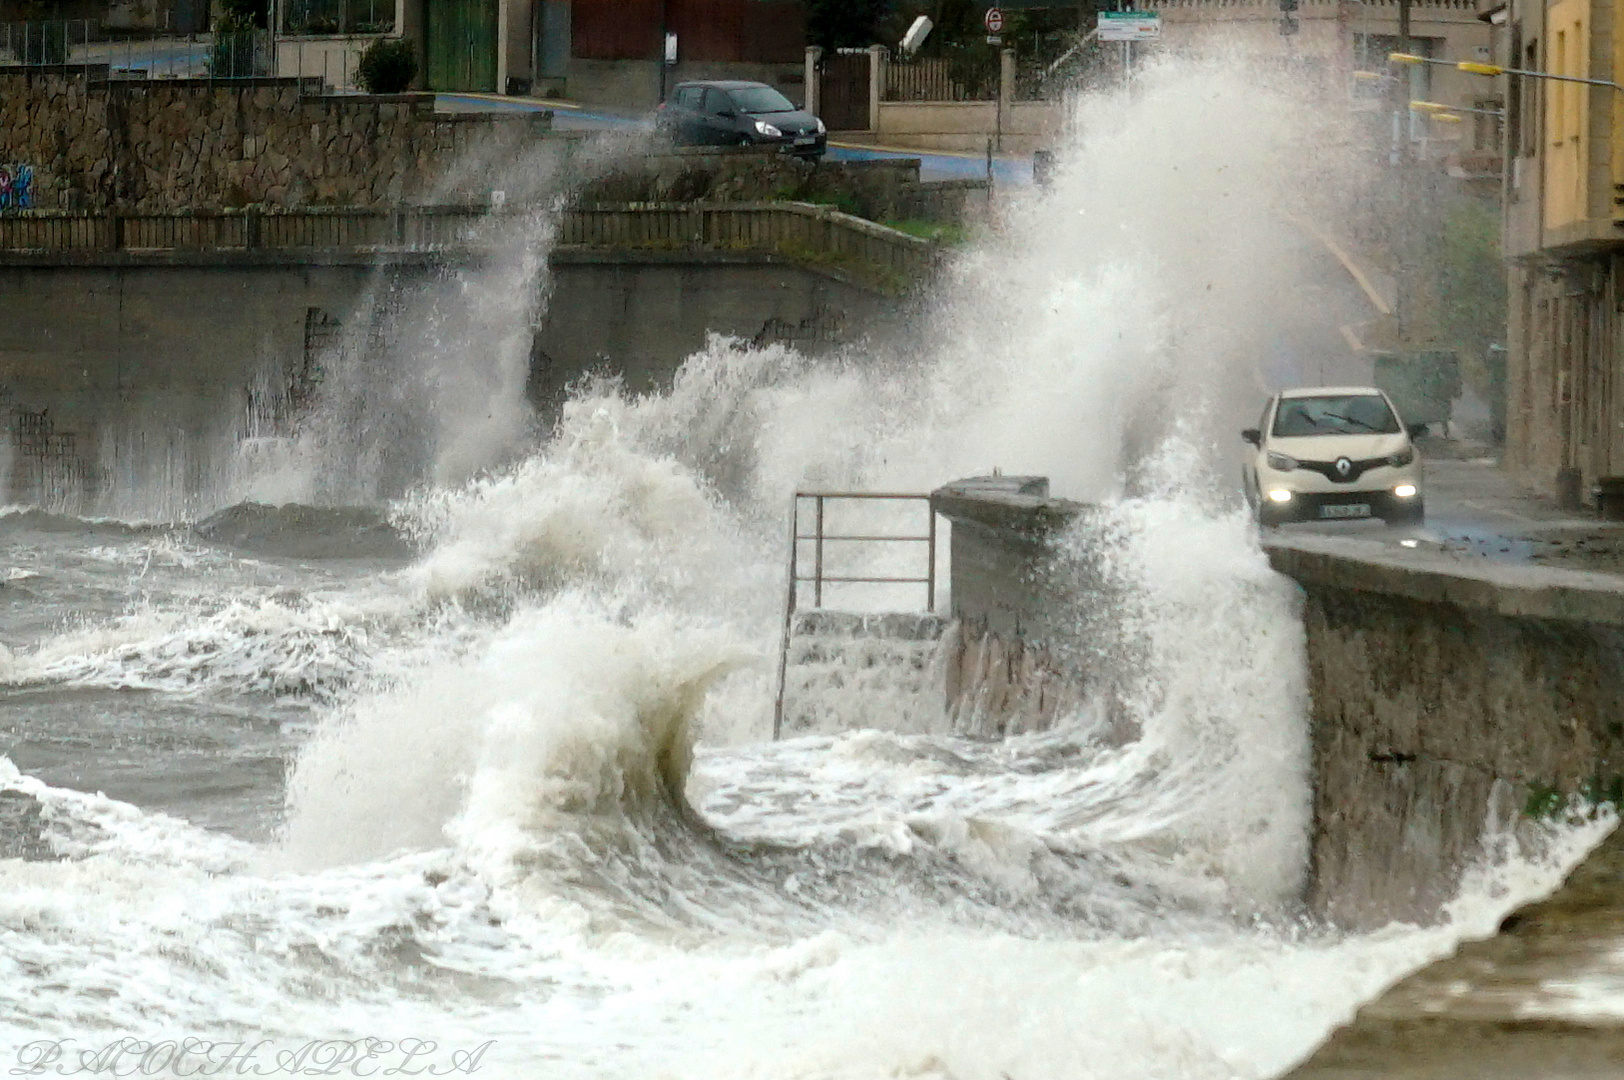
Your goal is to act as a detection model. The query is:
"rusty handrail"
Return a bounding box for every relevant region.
[771,491,939,739]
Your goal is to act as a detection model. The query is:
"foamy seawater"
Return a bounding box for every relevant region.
[0,59,1595,1079]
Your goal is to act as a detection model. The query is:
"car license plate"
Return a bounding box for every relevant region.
[1320,503,1371,519]
[794,136,817,145]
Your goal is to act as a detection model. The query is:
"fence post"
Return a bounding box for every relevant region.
[927,506,937,612]
[867,44,884,133]
[813,494,825,608]
[772,495,800,741]
[998,47,1016,153]
[804,45,821,114]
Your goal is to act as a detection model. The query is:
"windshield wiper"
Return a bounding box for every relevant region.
[1320,412,1381,432]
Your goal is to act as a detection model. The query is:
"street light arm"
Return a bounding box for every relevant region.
[1389,50,1624,95]
[1488,65,1624,95]
[1411,99,1505,116]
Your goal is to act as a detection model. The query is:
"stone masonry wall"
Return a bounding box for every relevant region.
[929,478,1624,931]
[1275,544,1624,929]
[0,70,553,212]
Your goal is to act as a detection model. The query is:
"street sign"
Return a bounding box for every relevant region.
[984,7,1005,34]
[1098,11,1161,41]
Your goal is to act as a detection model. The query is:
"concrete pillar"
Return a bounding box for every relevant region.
[868,43,885,134]
[998,48,1016,153]
[498,0,534,94]
[397,0,425,90]
[804,45,821,113]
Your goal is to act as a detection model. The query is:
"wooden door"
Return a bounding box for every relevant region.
[426,0,498,93]
[819,52,870,132]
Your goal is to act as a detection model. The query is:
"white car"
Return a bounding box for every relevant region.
[1241,387,1424,527]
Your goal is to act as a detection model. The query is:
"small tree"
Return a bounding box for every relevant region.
[807,0,891,52]
[210,0,265,78]
[357,37,418,95]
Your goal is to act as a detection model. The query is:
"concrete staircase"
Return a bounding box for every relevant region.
[776,610,949,737]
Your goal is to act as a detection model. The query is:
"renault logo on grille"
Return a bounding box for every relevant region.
[1334,457,1353,479]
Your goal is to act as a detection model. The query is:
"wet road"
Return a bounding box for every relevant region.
[434,93,1035,183]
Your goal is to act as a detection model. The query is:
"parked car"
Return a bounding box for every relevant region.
[656,81,827,159]
[1241,387,1424,527]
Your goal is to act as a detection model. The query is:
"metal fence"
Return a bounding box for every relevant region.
[0,21,272,80]
[884,54,998,102]
[285,0,396,34]
[1,20,97,69]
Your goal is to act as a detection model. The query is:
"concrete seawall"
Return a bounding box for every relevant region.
[0,248,897,508]
[929,475,1624,928]
[1266,534,1624,927]
[930,476,1089,736]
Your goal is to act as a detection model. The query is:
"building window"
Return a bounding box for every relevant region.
[1475,98,1506,152]
[1353,33,1436,102]
[284,0,395,35]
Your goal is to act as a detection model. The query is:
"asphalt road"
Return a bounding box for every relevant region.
[434,93,1034,184]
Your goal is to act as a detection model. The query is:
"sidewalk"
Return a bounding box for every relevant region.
[1277,451,1624,578]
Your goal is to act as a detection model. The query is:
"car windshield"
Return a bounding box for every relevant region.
[1272,395,1400,437]
[728,86,796,113]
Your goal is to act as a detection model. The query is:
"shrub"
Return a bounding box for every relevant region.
[357,37,418,95]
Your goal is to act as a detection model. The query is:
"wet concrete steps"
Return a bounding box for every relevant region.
[776,610,947,737]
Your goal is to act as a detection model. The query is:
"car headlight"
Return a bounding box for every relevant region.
[1267,488,1294,503]
[1265,451,1299,471]
[754,120,782,137]
[1387,446,1415,467]
[816,118,826,134]
[1394,484,1418,498]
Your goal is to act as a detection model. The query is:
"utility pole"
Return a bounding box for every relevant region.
[1393,0,1415,342]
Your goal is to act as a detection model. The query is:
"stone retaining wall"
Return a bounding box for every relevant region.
[0,70,552,212]
[1269,535,1624,927]
[928,476,1624,929]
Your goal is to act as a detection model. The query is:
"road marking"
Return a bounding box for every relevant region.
[1283,213,1393,317]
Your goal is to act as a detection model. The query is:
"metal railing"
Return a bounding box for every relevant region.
[0,205,940,287]
[884,54,998,102]
[0,21,272,80]
[771,492,939,739]
[284,0,396,35]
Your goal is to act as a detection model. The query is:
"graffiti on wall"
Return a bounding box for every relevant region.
[0,165,35,210]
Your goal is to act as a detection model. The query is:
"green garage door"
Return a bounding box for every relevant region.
[426,0,498,92]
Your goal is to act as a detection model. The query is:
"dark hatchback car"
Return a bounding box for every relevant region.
[656,81,827,158]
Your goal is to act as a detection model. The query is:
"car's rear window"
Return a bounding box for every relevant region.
[728,86,796,113]
[1272,395,1400,437]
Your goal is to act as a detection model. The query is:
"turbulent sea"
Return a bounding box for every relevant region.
[0,62,1598,1079]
